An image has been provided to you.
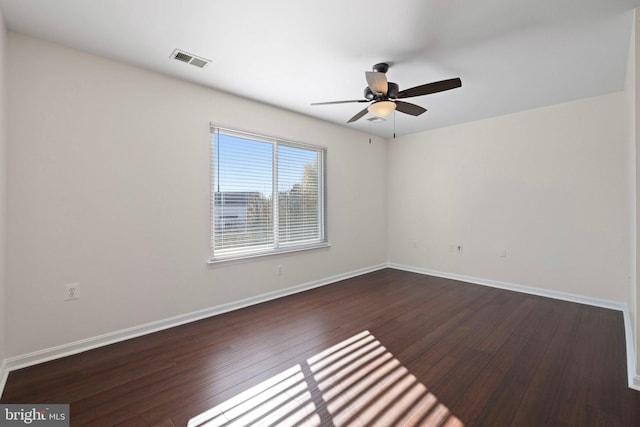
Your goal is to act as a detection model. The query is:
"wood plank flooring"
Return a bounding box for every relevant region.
[2,268,639,426]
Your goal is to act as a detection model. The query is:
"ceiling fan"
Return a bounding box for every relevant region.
[311,63,462,123]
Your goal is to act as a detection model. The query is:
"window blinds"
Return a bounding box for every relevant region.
[211,126,326,260]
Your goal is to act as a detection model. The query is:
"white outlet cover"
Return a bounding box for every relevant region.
[64,283,80,300]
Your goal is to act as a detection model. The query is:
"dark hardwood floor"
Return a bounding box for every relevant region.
[2,268,639,426]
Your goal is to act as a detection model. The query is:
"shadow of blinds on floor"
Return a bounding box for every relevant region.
[188,330,464,426]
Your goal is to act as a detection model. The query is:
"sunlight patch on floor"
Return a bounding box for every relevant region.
[188,330,464,426]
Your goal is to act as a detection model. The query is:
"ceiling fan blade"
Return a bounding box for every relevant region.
[347,107,370,123]
[311,99,368,105]
[395,100,427,116]
[366,71,388,95]
[397,78,461,99]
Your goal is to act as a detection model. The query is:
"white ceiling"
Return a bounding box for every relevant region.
[0,0,638,138]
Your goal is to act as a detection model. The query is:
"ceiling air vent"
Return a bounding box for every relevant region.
[170,49,211,68]
[367,116,386,123]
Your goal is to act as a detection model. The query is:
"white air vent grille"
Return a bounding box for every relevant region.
[174,51,192,63]
[171,49,211,68]
[189,58,209,68]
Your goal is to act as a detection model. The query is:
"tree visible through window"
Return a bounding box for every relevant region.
[210,126,327,261]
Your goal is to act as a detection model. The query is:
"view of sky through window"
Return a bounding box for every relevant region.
[214,133,319,196]
[214,133,273,195]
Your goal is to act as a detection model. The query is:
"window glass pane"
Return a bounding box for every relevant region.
[278,145,321,245]
[213,132,273,255]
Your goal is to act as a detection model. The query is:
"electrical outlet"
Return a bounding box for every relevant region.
[277,265,283,276]
[64,283,80,301]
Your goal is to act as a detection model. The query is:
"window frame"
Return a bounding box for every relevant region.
[208,125,328,263]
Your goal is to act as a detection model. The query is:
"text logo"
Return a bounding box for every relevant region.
[0,405,69,426]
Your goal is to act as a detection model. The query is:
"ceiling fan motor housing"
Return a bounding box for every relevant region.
[387,82,399,98]
[372,62,389,73]
[364,82,399,101]
[364,87,375,100]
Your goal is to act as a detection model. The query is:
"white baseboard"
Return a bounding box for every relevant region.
[388,263,626,310]
[388,263,640,391]
[0,359,8,397]
[2,262,639,395]
[0,263,387,394]
[622,307,640,391]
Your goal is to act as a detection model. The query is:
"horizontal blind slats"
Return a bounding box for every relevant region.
[211,127,325,259]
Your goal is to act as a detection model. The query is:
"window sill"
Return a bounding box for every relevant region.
[207,242,331,265]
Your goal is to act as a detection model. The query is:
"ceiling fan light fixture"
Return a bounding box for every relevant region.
[368,100,396,118]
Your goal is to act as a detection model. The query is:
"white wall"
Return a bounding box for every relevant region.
[5,33,387,357]
[0,8,7,366]
[633,8,640,375]
[4,26,637,370]
[625,8,640,379]
[388,92,631,303]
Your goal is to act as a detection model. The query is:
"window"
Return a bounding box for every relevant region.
[210,126,327,261]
